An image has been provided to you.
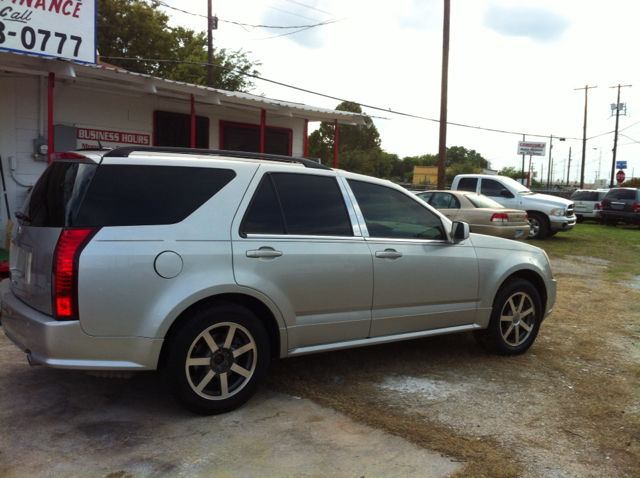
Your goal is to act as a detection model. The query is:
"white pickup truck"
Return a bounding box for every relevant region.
[451,174,576,239]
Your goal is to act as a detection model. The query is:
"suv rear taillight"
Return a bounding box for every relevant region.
[490,213,509,222]
[634,202,640,213]
[595,203,601,210]
[52,228,100,321]
[601,200,605,210]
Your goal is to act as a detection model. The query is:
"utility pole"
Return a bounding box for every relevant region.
[437,0,450,189]
[207,0,215,87]
[609,84,632,187]
[521,134,525,182]
[575,85,597,189]
[566,147,571,186]
[546,135,553,189]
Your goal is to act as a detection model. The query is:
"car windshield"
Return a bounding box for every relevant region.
[499,176,533,195]
[465,194,505,209]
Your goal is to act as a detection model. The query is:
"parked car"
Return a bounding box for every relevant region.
[415,190,530,240]
[2,146,557,415]
[600,187,640,226]
[450,174,576,239]
[569,189,609,223]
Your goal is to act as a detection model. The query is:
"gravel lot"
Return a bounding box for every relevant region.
[1,255,638,478]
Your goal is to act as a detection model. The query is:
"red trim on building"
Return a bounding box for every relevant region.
[48,72,55,163]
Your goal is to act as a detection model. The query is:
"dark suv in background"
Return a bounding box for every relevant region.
[600,188,640,226]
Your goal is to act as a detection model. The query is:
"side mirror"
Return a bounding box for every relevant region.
[500,188,514,198]
[451,221,470,243]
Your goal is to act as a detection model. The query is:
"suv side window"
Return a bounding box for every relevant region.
[242,173,353,236]
[457,178,477,192]
[481,179,507,197]
[74,165,236,227]
[348,180,445,240]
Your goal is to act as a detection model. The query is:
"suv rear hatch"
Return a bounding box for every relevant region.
[603,188,639,213]
[10,154,101,316]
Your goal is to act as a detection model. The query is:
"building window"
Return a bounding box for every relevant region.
[154,111,209,148]
[220,121,292,156]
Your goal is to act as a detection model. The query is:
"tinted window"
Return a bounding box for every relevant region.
[242,173,352,236]
[605,189,637,200]
[348,180,445,240]
[25,162,98,227]
[457,178,477,192]
[74,165,235,226]
[570,191,598,201]
[155,111,209,148]
[416,192,434,202]
[481,179,506,197]
[241,176,285,235]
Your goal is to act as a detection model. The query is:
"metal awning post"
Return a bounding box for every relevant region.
[48,72,55,163]
[303,119,309,158]
[334,119,338,168]
[260,109,266,154]
[190,94,196,148]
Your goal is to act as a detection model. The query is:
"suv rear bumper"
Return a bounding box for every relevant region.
[600,210,640,224]
[1,282,162,370]
[549,215,577,232]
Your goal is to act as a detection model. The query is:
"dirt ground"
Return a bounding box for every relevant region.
[266,256,640,478]
[1,255,638,477]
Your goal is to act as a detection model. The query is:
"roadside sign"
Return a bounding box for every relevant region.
[616,170,626,183]
[616,160,627,169]
[0,0,97,63]
[518,142,546,156]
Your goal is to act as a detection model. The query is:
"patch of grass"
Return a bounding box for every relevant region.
[538,223,640,280]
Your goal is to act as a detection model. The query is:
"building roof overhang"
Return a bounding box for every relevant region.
[0,51,374,126]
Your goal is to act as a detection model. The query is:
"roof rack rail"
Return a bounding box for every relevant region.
[103,146,331,170]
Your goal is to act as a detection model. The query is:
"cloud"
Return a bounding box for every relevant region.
[395,0,440,31]
[483,3,570,44]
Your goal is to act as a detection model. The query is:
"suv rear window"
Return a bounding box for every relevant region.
[24,163,235,227]
[570,191,599,201]
[25,161,98,227]
[605,189,637,200]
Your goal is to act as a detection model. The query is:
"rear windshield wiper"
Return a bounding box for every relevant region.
[14,211,32,224]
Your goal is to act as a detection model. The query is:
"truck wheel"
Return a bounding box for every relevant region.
[474,279,542,356]
[576,215,584,223]
[526,212,548,239]
[165,302,270,415]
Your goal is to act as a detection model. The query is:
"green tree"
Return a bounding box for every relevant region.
[308,102,382,175]
[97,0,260,91]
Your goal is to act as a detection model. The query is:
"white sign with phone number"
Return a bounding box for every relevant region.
[0,0,96,64]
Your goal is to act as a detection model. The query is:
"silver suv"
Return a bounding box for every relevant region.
[1,147,557,415]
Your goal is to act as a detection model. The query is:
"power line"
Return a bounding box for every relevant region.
[101,56,583,140]
[149,0,337,30]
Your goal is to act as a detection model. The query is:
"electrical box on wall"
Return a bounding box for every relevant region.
[53,125,78,153]
[32,136,48,161]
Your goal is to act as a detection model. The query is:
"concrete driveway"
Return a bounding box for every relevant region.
[0,334,459,478]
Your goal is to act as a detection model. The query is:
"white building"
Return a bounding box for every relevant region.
[0,51,368,241]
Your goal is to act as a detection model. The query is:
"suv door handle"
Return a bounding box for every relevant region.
[375,249,403,259]
[246,249,283,258]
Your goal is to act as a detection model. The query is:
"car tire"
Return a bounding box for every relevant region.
[165,302,270,415]
[474,279,542,356]
[576,215,584,223]
[526,212,548,239]
[603,216,619,227]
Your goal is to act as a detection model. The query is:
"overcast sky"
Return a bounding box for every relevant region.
[157,0,640,185]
